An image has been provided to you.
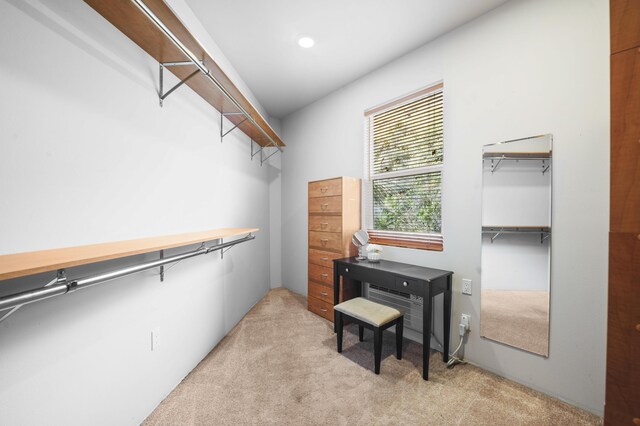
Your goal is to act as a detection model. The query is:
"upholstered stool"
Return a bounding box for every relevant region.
[334,297,404,374]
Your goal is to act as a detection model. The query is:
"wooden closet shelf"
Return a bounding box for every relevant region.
[83,0,284,148]
[0,227,258,281]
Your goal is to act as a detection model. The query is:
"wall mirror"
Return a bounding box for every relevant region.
[480,134,552,356]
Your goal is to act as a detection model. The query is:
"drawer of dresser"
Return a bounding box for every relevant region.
[309,215,342,232]
[308,296,334,322]
[309,249,343,268]
[308,281,333,304]
[309,178,342,198]
[394,276,425,297]
[309,231,342,252]
[309,196,342,214]
[309,263,334,285]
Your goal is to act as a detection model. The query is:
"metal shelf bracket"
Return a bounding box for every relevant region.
[248,134,282,166]
[260,145,280,166]
[250,139,262,159]
[542,159,550,175]
[0,269,67,324]
[159,61,204,107]
[220,111,249,142]
[490,157,505,173]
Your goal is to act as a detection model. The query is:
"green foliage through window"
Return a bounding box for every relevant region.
[373,172,441,233]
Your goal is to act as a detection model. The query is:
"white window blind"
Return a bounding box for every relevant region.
[363,83,444,251]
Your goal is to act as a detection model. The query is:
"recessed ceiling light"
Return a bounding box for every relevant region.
[298,36,315,48]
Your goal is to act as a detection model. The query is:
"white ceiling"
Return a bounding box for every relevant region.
[186,0,510,119]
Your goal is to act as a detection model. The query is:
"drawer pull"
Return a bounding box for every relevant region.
[320,308,328,313]
[320,292,328,297]
[345,268,349,272]
[320,187,328,193]
[403,281,408,287]
[321,273,328,278]
[321,222,329,227]
[320,257,329,261]
[321,239,328,245]
[321,203,328,209]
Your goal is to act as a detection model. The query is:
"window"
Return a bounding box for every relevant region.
[364,83,444,251]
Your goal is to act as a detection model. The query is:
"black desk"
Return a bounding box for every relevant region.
[333,257,453,380]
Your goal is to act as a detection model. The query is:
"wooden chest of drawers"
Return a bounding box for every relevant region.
[307,176,361,322]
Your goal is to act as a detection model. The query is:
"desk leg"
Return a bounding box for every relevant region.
[422,286,432,380]
[333,266,340,333]
[443,275,452,363]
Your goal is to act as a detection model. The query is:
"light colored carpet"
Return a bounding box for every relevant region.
[481,290,549,356]
[144,288,599,426]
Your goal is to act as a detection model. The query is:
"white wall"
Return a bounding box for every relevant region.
[281,0,608,415]
[0,0,276,424]
[268,137,283,289]
[482,160,551,227]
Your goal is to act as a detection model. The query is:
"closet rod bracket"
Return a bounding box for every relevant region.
[220,233,252,259]
[0,269,68,324]
[490,157,504,173]
[261,144,280,166]
[159,63,201,107]
[251,139,263,160]
[542,160,550,175]
[220,116,249,140]
[220,110,250,143]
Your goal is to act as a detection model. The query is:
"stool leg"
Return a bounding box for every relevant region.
[358,325,364,342]
[373,327,382,374]
[336,312,343,353]
[396,317,404,360]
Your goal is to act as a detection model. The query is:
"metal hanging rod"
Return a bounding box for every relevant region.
[0,234,255,320]
[131,0,282,153]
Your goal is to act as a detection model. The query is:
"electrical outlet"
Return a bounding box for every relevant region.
[460,314,471,330]
[462,278,472,295]
[151,327,160,351]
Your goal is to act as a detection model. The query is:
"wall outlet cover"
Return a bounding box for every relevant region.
[462,278,472,295]
[151,327,160,351]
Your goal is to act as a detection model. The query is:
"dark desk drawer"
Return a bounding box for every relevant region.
[337,262,354,278]
[337,262,394,288]
[394,276,425,297]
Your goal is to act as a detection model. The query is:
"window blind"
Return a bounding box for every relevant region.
[363,83,444,251]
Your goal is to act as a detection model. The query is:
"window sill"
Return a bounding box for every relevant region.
[368,231,443,252]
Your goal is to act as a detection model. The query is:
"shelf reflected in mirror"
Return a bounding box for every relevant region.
[480,134,552,357]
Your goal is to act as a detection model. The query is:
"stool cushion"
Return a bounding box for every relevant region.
[334,297,402,327]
